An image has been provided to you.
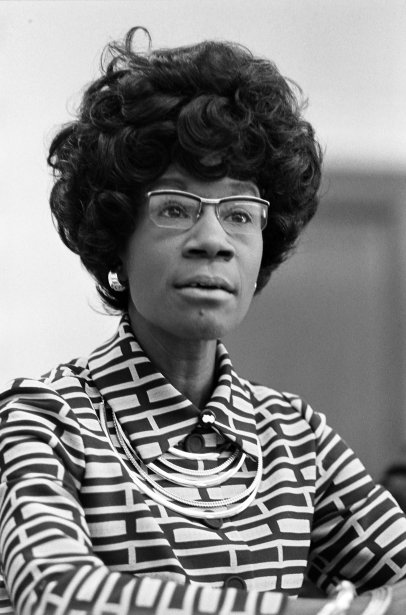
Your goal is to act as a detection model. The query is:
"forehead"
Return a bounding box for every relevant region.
[150,165,259,198]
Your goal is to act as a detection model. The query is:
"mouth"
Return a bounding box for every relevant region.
[175,275,235,294]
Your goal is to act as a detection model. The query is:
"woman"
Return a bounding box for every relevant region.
[1,27,406,615]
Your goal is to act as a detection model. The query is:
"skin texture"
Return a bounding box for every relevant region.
[120,165,263,407]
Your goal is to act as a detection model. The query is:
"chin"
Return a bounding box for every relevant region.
[175,314,240,341]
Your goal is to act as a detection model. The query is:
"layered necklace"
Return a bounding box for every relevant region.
[101,401,263,519]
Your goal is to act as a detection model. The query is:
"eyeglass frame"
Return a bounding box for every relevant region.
[146,189,270,235]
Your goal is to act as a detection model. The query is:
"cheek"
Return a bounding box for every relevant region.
[124,229,160,287]
[128,258,162,300]
[127,265,166,324]
[237,244,263,316]
[243,240,263,281]
[124,243,155,303]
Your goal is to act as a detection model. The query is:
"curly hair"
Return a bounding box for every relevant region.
[48,27,323,312]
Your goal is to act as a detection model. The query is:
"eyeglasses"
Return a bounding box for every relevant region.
[146,190,269,235]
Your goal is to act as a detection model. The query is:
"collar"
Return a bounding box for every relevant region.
[88,315,258,464]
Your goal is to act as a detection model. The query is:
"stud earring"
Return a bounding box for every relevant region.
[108,271,127,292]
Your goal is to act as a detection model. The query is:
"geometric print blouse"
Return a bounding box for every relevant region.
[1,315,406,615]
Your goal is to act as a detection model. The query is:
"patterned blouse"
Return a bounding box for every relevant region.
[1,315,406,615]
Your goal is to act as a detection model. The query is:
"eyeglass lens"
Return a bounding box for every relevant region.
[148,192,267,234]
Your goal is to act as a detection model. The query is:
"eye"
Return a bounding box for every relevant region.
[224,206,254,225]
[157,200,192,219]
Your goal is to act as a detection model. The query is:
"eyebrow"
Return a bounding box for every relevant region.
[228,181,259,196]
[151,177,187,191]
[150,177,259,196]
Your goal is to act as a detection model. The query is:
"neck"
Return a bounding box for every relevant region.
[127,308,218,409]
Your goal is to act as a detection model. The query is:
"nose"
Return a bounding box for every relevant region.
[182,206,235,261]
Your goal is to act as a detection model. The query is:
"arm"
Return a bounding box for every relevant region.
[282,394,406,614]
[282,394,406,596]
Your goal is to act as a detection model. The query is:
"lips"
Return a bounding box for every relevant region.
[175,275,235,293]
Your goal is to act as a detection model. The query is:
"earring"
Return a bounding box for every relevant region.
[108,271,127,292]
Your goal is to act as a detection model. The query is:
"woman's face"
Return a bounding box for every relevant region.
[121,165,263,344]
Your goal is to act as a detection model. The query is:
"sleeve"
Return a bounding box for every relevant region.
[0,379,286,615]
[288,394,406,595]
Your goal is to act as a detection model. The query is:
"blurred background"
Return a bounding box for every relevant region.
[1,0,406,479]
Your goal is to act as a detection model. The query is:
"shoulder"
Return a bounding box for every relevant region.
[243,379,327,438]
[0,360,93,484]
[245,381,371,496]
[0,356,97,424]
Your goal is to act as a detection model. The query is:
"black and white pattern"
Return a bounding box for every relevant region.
[1,315,406,614]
